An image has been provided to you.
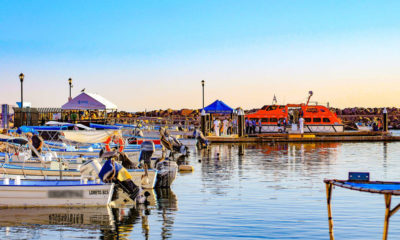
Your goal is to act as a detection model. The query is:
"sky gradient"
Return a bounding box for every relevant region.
[1,1,400,111]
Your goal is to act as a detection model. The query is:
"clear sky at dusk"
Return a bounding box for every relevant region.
[1,0,400,111]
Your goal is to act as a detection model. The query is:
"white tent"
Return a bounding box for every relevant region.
[61,92,117,110]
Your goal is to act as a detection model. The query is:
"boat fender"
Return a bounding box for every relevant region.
[179,165,194,172]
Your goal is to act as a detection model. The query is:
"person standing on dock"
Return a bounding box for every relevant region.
[299,117,304,134]
[214,118,220,136]
[245,118,249,134]
[232,118,237,134]
[258,119,262,134]
[223,118,228,136]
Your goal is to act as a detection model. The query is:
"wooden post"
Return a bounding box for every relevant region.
[383,193,392,240]
[325,183,335,240]
[383,108,388,132]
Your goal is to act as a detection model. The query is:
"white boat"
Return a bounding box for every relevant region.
[0,163,158,189]
[0,179,114,207]
[356,122,372,131]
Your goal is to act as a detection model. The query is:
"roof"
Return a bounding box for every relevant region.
[61,92,117,110]
[204,100,233,114]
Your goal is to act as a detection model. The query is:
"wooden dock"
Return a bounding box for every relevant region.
[206,131,400,143]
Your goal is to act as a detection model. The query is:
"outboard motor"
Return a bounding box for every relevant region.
[159,127,189,158]
[98,151,143,203]
[155,159,178,188]
[193,129,209,149]
[133,128,144,137]
[139,141,155,168]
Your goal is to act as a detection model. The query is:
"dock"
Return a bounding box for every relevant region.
[206,131,400,143]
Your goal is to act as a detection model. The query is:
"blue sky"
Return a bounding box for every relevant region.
[1,1,400,111]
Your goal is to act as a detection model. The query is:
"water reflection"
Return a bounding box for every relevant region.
[0,188,178,240]
[2,141,400,239]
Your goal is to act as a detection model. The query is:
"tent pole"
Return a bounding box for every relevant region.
[325,182,335,240]
[383,193,392,240]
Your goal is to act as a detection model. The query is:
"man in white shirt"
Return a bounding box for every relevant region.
[214,118,220,136]
[222,118,228,136]
[299,117,304,134]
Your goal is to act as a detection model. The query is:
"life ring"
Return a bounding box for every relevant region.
[104,135,125,152]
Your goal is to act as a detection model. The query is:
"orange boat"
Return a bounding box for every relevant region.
[246,92,344,133]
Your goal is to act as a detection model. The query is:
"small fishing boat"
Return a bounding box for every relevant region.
[355,122,373,131]
[0,178,114,207]
[0,163,158,189]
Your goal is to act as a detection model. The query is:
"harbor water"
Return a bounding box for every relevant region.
[1,140,400,239]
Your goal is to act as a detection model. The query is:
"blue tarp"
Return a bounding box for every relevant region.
[17,126,67,134]
[204,100,233,114]
[89,123,121,129]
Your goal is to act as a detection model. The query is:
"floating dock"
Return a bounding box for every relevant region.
[206,131,400,143]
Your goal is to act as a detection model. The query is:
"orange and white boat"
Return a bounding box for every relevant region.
[246,92,344,133]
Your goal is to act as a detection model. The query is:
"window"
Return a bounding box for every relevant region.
[306,108,318,113]
[304,118,312,123]
[270,118,278,123]
[313,118,321,123]
[261,118,269,123]
[320,109,326,112]
[323,118,331,123]
[250,118,258,121]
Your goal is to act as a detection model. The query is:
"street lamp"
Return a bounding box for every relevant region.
[68,78,73,100]
[19,73,24,126]
[201,80,205,110]
[19,73,24,109]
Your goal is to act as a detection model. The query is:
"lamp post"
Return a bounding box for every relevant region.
[201,80,205,110]
[19,73,24,108]
[19,73,24,126]
[68,78,73,101]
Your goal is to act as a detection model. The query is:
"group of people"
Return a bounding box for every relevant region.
[213,118,237,136]
[245,119,260,134]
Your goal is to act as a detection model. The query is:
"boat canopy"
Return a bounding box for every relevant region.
[61,92,117,110]
[204,100,233,114]
[45,121,94,130]
[62,130,121,143]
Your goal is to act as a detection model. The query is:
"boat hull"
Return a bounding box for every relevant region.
[0,181,114,207]
[258,124,344,133]
[0,164,158,189]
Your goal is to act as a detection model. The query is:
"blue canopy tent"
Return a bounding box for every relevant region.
[203,100,233,114]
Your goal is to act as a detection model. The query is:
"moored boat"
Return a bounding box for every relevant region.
[246,92,344,133]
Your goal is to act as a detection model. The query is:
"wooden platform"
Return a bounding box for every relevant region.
[206,131,400,143]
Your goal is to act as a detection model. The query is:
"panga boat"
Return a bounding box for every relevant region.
[0,179,114,207]
[246,91,344,133]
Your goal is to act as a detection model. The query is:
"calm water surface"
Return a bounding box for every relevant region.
[2,140,400,239]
